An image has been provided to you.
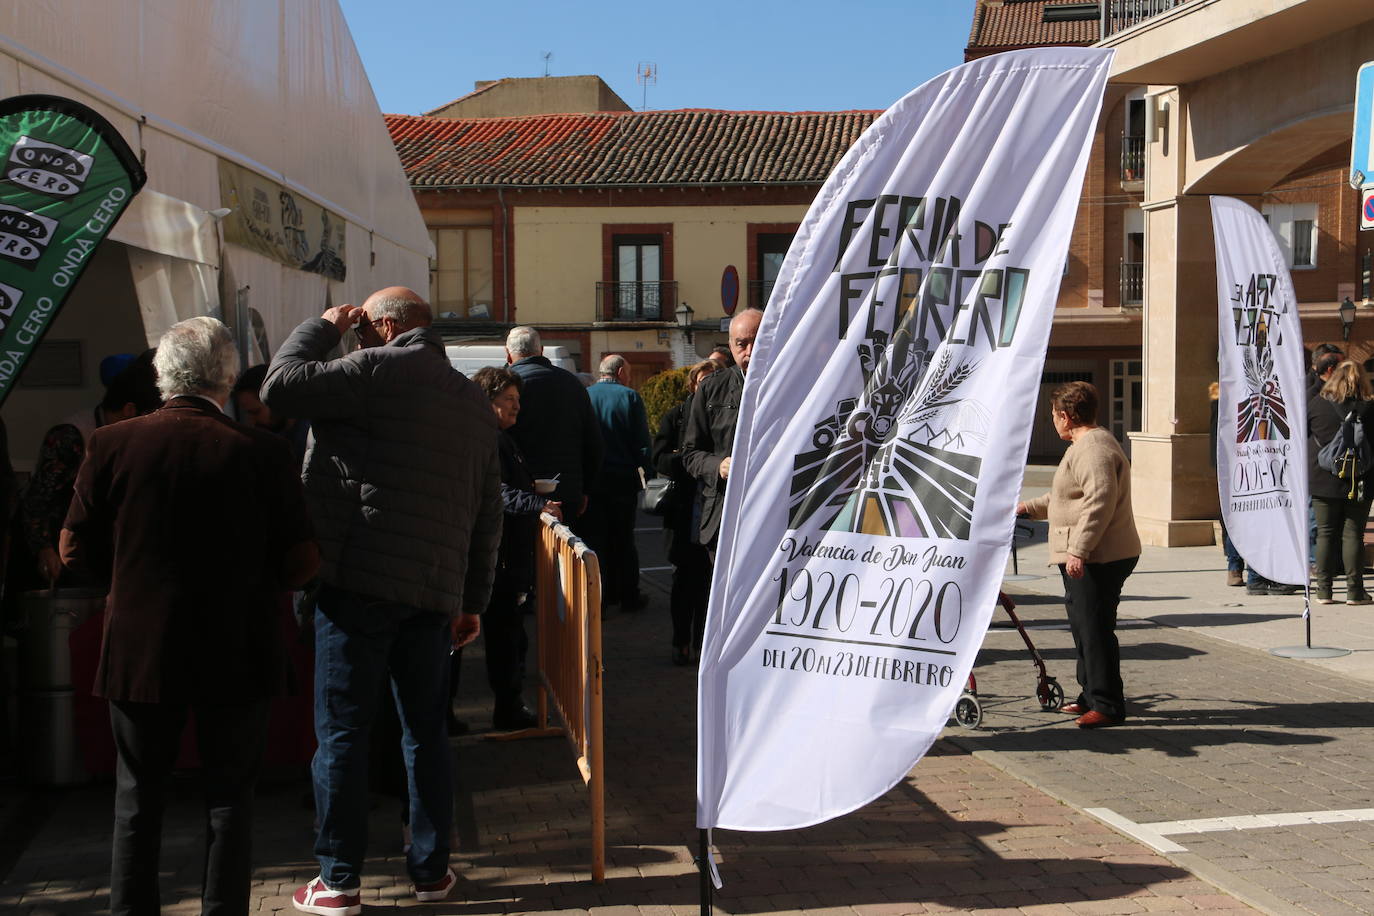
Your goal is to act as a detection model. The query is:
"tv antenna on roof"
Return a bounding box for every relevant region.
[542,51,553,77]
[636,61,657,111]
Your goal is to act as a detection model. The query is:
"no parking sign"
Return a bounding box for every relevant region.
[1363,187,1374,231]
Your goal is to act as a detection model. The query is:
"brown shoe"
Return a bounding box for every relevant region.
[1060,702,1087,715]
[1075,710,1123,728]
[1226,570,1243,587]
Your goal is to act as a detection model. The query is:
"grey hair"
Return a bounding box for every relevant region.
[366,294,431,329]
[153,317,238,400]
[599,354,626,377]
[506,325,541,357]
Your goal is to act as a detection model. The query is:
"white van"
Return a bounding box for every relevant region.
[444,344,579,377]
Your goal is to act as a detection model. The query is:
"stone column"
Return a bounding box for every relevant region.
[1130,194,1220,546]
[1127,86,1221,546]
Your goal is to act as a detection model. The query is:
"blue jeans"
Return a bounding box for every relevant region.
[1219,519,1244,573]
[312,585,452,888]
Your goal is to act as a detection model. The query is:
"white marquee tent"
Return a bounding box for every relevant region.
[0,0,431,466]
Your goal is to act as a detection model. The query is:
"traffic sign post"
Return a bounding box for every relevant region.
[1352,61,1374,191]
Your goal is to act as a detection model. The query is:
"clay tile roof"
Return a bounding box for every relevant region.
[385,109,881,188]
[967,0,1099,52]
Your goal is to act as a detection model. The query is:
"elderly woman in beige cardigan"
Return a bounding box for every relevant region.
[1016,381,1141,729]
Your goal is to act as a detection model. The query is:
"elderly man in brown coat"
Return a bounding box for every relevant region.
[62,316,318,915]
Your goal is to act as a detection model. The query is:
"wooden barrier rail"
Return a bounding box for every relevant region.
[531,513,605,883]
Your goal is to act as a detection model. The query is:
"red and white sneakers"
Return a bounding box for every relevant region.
[292,876,361,915]
[413,867,457,902]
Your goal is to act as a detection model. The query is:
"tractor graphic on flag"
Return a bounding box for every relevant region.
[788,329,988,540]
[1235,304,1289,442]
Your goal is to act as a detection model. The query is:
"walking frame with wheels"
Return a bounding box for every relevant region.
[951,591,1063,729]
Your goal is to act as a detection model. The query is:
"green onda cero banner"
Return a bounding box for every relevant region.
[0,94,147,406]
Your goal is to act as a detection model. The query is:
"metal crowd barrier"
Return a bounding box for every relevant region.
[500,513,605,883]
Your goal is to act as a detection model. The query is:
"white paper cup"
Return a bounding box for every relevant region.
[534,478,558,495]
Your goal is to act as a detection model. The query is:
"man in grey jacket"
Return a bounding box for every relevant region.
[263,287,502,914]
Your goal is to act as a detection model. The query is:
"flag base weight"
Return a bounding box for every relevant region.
[1269,645,1350,658]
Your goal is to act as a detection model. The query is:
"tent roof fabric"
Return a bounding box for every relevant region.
[386,109,881,188]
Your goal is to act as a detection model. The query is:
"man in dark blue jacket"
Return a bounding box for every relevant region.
[583,355,653,609]
[504,326,602,525]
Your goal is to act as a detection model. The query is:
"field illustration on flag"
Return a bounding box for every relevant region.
[788,327,990,539]
[1233,273,1290,443]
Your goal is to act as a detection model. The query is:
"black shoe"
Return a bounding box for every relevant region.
[1245,585,1267,595]
[492,703,537,731]
[1267,584,1300,596]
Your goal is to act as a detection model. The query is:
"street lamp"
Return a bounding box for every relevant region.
[1340,296,1357,341]
[675,301,694,343]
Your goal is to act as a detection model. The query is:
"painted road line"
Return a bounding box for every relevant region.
[1086,806,1374,854]
[1148,808,1374,835]
[640,566,673,572]
[1085,807,1189,854]
[985,620,1154,631]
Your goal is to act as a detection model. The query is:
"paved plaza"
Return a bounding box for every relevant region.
[2,473,1372,914]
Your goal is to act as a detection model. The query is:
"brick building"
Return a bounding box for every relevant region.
[968,0,1370,493]
[968,0,1145,459]
[386,3,1374,546]
[387,79,874,385]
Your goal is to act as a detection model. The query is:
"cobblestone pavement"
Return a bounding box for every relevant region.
[951,588,1374,916]
[956,501,1374,916]
[0,508,1300,915]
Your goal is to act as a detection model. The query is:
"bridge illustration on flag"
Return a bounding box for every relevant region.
[788,327,988,539]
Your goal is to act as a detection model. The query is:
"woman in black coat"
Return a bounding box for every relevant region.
[467,367,564,728]
[1307,360,1374,605]
[652,360,718,666]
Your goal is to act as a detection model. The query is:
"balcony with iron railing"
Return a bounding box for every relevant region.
[747,280,775,311]
[595,281,678,322]
[1120,261,1144,307]
[1120,134,1145,183]
[1101,0,1192,39]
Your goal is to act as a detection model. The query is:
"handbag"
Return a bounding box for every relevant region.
[640,477,675,516]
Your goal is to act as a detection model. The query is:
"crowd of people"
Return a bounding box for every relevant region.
[0,284,764,915]
[22,288,1369,906]
[1212,341,1374,604]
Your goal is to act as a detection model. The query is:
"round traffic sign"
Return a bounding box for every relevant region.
[1364,195,1374,223]
[721,265,739,316]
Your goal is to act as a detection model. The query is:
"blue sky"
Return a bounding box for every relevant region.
[337,1,974,115]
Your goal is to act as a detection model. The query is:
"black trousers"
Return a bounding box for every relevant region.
[667,527,711,651]
[1059,556,1137,719]
[109,698,270,916]
[449,583,529,712]
[579,471,642,605]
[481,583,529,709]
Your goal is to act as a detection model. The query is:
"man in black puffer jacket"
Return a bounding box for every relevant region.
[263,287,502,911]
[504,326,602,526]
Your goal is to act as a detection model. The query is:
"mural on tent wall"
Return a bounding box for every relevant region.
[218,160,346,281]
